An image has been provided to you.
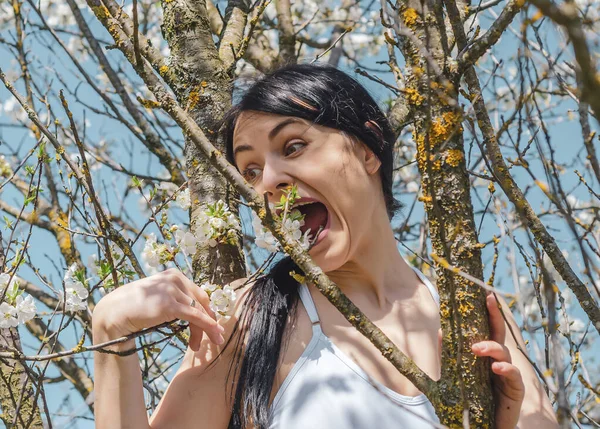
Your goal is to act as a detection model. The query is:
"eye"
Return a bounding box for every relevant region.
[241,167,262,183]
[284,141,306,156]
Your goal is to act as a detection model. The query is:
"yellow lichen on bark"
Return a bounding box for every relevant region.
[431,111,463,142]
[403,8,419,27]
[445,149,463,167]
[187,87,203,111]
[414,110,463,173]
[52,210,72,255]
[289,270,306,284]
[90,5,110,19]
[405,87,425,106]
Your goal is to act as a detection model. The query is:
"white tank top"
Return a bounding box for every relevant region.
[268,265,441,428]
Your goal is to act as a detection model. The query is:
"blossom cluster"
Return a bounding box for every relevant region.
[200,282,237,322]
[141,200,241,272]
[194,200,241,247]
[0,273,36,328]
[251,203,312,253]
[251,203,279,252]
[142,232,174,269]
[61,264,90,312]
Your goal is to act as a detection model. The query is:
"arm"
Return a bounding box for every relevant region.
[148,279,254,428]
[92,306,150,429]
[91,268,234,428]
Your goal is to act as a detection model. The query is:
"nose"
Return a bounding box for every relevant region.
[259,159,294,203]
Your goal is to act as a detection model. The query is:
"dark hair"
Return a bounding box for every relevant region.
[219,62,402,428]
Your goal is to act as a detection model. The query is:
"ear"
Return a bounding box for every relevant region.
[363,145,381,176]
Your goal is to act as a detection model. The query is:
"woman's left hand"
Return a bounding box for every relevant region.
[471,293,526,429]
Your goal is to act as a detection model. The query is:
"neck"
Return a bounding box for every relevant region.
[321,208,417,310]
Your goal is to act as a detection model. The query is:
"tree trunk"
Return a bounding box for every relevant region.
[396,1,494,426]
[161,0,247,285]
[0,232,43,428]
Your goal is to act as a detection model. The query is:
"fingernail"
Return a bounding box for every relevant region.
[217,334,225,344]
[217,324,225,333]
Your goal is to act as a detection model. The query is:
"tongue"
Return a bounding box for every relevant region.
[298,203,328,235]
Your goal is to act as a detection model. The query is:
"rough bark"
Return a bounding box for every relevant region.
[161,0,247,285]
[0,232,43,428]
[395,1,494,426]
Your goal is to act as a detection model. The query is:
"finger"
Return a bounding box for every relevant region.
[486,294,506,344]
[175,301,225,346]
[168,269,218,320]
[491,362,525,401]
[471,340,512,364]
[437,328,442,353]
[189,325,204,352]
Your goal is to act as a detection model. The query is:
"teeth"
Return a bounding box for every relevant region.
[292,200,319,209]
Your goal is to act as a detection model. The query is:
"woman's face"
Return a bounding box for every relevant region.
[232,110,384,272]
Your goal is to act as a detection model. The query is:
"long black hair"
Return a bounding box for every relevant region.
[220,62,402,428]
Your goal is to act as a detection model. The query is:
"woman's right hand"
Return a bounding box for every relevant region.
[92,268,225,351]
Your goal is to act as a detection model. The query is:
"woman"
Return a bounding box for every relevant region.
[92,63,558,428]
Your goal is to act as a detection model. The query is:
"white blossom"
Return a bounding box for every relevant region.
[142,233,161,267]
[176,188,191,210]
[174,227,199,255]
[200,282,237,321]
[42,0,77,27]
[569,318,586,332]
[65,281,89,312]
[281,217,304,241]
[62,263,89,312]
[15,294,36,324]
[0,273,13,289]
[209,217,225,229]
[0,302,18,328]
[208,285,237,321]
[201,281,219,294]
[251,210,279,252]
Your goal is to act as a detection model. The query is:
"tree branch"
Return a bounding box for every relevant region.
[457,0,524,73]
[528,0,600,123]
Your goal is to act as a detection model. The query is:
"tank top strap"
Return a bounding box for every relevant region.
[298,282,321,325]
[410,266,440,308]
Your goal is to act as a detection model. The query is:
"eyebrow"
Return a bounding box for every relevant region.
[233,118,304,162]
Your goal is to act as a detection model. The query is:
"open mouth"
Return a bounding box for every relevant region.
[296,201,329,241]
[276,198,330,244]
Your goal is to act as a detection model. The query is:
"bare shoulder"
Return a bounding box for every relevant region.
[148,277,256,429]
